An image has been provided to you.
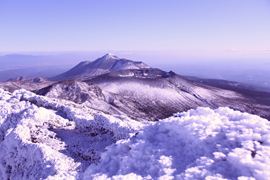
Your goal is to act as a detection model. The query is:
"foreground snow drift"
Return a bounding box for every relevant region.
[0,89,269,180]
[85,108,270,179]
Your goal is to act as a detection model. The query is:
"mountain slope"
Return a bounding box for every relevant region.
[36,81,105,104]
[38,68,270,121]
[52,53,150,81]
[85,69,270,120]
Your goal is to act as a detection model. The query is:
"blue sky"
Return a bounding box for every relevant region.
[0,0,270,58]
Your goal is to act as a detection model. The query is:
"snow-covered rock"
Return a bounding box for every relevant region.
[0,88,269,180]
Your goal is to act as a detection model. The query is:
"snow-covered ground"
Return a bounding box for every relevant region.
[0,88,269,179]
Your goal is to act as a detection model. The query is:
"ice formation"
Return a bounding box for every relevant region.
[0,88,269,180]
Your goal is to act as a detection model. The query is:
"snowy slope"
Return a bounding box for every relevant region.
[85,69,270,120]
[0,88,270,179]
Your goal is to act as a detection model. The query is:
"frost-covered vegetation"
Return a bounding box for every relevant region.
[0,89,269,179]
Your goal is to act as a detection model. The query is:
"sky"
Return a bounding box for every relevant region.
[0,0,270,59]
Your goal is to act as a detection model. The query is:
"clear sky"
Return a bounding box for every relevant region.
[0,0,270,58]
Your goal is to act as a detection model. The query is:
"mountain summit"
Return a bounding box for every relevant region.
[52,54,150,80]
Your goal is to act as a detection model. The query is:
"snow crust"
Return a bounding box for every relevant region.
[0,88,270,180]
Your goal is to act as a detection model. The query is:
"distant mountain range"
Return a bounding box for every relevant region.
[1,54,270,121]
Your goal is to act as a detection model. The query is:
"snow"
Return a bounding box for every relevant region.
[118,72,135,77]
[103,53,118,60]
[98,82,196,103]
[84,107,270,180]
[0,88,270,180]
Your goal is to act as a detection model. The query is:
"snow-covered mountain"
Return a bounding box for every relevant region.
[52,53,150,81]
[37,68,270,121]
[1,54,270,121]
[0,89,270,179]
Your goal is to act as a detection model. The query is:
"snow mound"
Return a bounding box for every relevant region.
[84,107,270,180]
[0,88,270,180]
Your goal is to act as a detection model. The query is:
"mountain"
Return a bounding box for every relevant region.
[84,69,270,120]
[52,53,150,81]
[38,68,270,121]
[1,54,269,120]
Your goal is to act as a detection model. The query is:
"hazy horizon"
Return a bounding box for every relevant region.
[1,0,270,59]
